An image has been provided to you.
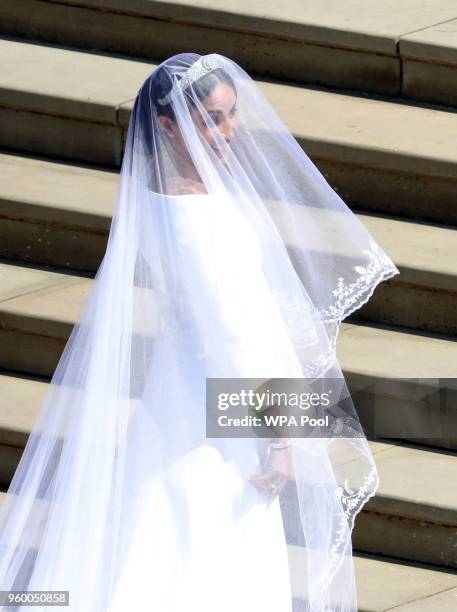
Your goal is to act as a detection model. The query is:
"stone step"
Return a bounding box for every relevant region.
[0,152,116,271]
[1,39,457,224]
[0,478,456,610]
[353,440,457,569]
[0,259,456,447]
[290,548,457,611]
[1,370,456,569]
[1,0,457,108]
[338,323,457,450]
[1,153,456,335]
[0,373,48,489]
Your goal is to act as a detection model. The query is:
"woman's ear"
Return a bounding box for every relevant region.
[158,115,175,139]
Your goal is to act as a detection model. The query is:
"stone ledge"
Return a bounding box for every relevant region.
[2,0,457,104]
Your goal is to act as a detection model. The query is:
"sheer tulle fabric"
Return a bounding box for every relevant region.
[0,52,399,611]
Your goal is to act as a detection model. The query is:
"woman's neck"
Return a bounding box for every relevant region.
[174,148,201,183]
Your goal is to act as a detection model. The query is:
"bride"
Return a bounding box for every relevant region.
[0,53,399,611]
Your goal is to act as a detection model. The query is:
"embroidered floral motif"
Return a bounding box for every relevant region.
[300,349,336,378]
[275,292,316,345]
[327,415,359,438]
[320,464,379,592]
[278,239,391,597]
[272,237,399,379]
[338,468,378,519]
[317,237,399,323]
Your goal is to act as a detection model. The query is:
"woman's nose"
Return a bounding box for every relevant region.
[220,117,236,142]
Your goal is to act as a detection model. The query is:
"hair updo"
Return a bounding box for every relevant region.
[131,58,237,156]
[150,60,236,121]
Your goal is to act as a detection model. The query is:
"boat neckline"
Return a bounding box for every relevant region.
[149,191,214,198]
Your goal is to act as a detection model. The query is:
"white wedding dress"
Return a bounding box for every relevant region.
[108,191,304,612]
[0,52,395,612]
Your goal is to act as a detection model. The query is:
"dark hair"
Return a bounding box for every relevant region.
[130,60,237,157]
[151,62,236,122]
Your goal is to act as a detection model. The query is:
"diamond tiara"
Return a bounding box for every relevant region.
[156,54,228,106]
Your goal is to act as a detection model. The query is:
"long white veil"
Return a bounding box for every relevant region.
[0,52,400,611]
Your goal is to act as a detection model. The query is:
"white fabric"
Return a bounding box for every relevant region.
[111,191,297,612]
[0,52,400,612]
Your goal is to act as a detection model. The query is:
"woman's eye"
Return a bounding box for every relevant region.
[206,114,221,126]
[207,108,237,125]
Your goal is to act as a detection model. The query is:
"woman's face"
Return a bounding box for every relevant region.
[159,81,238,165]
[191,81,238,162]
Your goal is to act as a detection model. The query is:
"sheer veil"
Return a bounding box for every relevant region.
[0,52,400,611]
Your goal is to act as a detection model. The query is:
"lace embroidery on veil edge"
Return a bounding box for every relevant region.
[318,237,399,323]
[317,462,379,600]
[296,236,399,379]
[297,236,394,598]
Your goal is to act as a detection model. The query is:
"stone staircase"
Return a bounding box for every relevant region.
[2,0,457,106]
[1,3,457,610]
